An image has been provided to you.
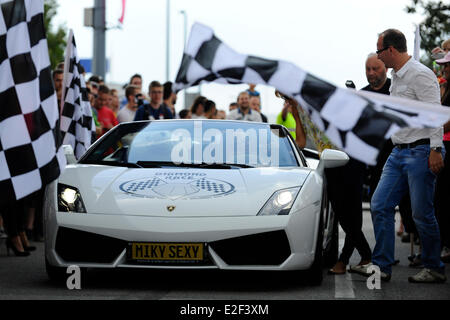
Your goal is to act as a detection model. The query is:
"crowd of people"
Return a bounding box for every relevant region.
[1,29,449,287]
[59,72,279,142]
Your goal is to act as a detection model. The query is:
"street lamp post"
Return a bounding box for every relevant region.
[180,10,187,108]
[166,0,170,82]
[93,0,106,79]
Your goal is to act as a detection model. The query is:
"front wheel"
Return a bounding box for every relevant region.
[305,211,324,285]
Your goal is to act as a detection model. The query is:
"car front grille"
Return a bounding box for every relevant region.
[55,227,127,264]
[209,230,291,266]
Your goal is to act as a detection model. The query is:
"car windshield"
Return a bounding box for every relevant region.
[79,120,299,168]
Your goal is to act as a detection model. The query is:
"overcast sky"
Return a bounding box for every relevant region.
[53,0,423,118]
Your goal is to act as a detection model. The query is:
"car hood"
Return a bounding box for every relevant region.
[58,165,312,217]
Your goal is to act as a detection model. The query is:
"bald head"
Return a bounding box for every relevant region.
[365,53,387,90]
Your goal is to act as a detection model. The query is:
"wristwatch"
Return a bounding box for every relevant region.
[431,147,442,152]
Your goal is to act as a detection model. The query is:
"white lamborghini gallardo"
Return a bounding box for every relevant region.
[44,120,348,284]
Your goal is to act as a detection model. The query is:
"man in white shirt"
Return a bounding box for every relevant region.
[117,85,138,123]
[227,91,262,122]
[351,29,446,283]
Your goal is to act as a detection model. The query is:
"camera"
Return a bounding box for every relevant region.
[345,80,356,89]
[135,93,144,106]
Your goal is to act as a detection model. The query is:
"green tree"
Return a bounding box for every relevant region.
[405,0,450,68]
[44,0,67,69]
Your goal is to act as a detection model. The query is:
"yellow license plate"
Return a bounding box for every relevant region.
[129,243,204,261]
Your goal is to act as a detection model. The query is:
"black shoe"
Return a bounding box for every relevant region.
[5,239,30,257]
[24,245,37,252]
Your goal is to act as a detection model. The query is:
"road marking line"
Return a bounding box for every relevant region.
[334,272,355,299]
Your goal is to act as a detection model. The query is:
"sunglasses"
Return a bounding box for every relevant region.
[90,82,99,89]
[275,90,290,100]
[376,46,390,54]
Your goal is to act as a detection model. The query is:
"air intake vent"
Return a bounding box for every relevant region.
[210,230,291,265]
[55,227,127,263]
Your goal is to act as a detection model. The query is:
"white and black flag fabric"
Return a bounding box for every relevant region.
[174,23,450,165]
[0,0,65,203]
[60,29,95,159]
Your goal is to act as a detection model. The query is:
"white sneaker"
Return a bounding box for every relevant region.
[349,262,391,281]
[349,262,372,274]
[408,268,447,283]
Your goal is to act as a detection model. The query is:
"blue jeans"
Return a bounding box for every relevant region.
[370,144,445,275]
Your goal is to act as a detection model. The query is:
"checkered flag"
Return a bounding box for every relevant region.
[60,30,95,159]
[0,0,65,203]
[174,23,450,165]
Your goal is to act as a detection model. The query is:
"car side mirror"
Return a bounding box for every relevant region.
[316,149,349,175]
[62,145,77,164]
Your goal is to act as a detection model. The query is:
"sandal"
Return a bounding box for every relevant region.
[328,268,346,275]
[328,261,347,274]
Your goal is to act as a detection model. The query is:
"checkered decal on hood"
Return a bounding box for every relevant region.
[119,176,235,200]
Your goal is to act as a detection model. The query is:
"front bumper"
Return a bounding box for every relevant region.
[45,205,320,271]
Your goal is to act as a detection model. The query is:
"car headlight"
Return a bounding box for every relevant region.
[58,184,87,213]
[257,187,301,216]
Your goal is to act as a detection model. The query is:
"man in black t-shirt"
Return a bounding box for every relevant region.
[361,53,416,247]
[361,53,393,201]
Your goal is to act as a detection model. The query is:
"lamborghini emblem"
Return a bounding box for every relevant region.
[167,205,176,212]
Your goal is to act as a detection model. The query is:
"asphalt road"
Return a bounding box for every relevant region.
[0,208,449,300]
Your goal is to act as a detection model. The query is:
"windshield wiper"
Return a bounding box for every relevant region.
[135,161,254,169]
[176,162,254,169]
[136,161,211,168]
[136,161,174,168]
[226,163,254,169]
[196,163,255,169]
[81,160,143,168]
